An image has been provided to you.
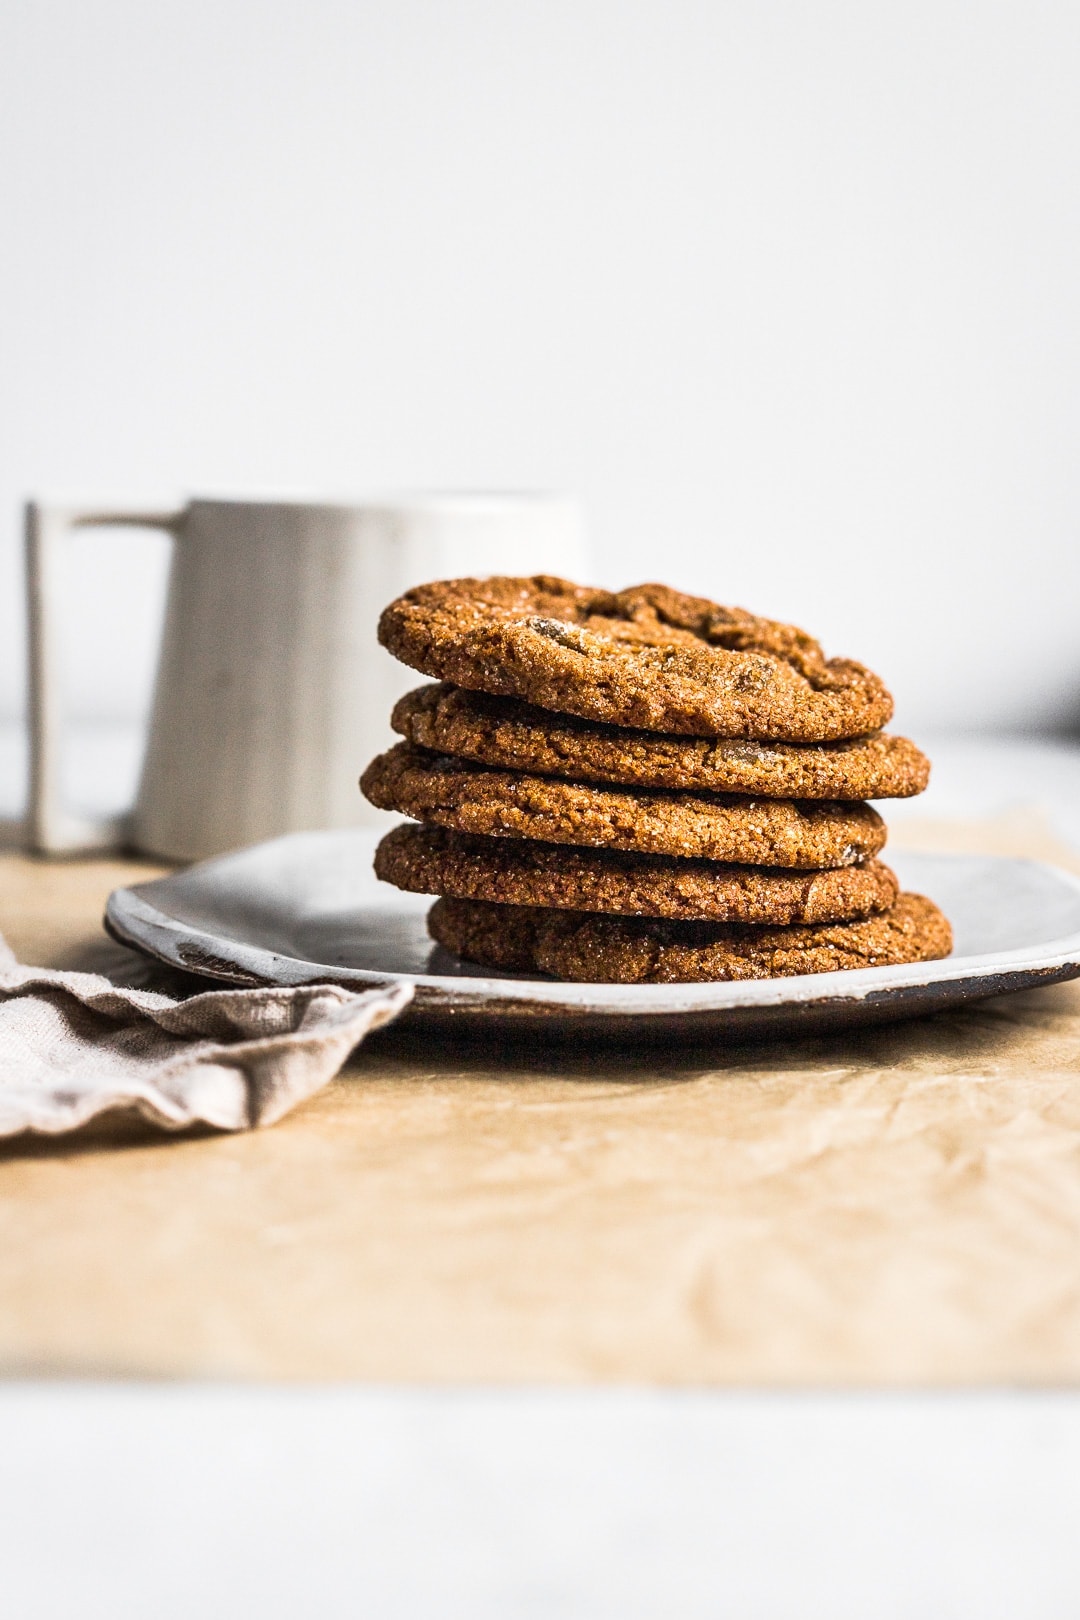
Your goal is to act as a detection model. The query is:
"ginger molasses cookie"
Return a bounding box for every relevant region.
[378,576,893,741]
[361,743,887,868]
[376,823,900,925]
[392,684,930,800]
[428,893,953,984]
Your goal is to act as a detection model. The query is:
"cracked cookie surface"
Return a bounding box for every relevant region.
[376,823,900,924]
[361,743,887,868]
[392,683,929,800]
[378,576,893,741]
[428,892,953,983]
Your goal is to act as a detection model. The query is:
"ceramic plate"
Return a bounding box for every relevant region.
[105,830,1080,1040]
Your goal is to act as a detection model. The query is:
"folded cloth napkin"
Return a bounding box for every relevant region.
[0,931,412,1136]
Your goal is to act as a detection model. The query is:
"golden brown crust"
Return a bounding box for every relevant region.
[361,743,887,869]
[392,683,930,800]
[428,892,953,983]
[376,823,900,924]
[378,576,894,742]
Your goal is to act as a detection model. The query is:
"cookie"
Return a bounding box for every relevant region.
[428,892,953,983]
[376,823,900,925]
[392,683,930,800]
[378,576,893,741]
[360,743,887,868]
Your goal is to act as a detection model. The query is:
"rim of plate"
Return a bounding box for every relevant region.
[105,852,1080,1016]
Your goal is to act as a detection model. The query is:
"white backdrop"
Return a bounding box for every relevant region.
[2,0,1078,737]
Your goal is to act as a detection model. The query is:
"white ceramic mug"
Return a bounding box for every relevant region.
[26,494,590,861]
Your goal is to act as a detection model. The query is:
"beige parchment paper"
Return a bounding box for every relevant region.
[2,814,1080,1384]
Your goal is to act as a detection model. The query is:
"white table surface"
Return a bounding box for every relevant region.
[3,724,1080,1618]
[1,1386,1078,1620]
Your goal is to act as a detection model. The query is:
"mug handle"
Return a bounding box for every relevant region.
[25,500,185,855]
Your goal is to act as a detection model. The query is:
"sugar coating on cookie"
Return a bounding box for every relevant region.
[428,892,953,983]
[376,823,900,925]
[392,683,929,800]
[378,577,894,742]
[361,742,887,869]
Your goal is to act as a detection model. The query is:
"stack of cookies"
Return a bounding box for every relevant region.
[361,576,952,983]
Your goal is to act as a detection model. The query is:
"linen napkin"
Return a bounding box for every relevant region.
[0,931,412,1136]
